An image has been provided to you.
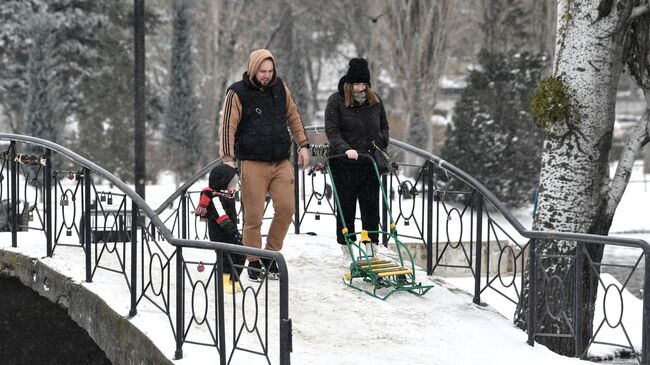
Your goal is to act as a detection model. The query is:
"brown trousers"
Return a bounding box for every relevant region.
[239,159,295,261]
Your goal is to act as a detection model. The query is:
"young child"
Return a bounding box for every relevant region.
[194,164,245,293]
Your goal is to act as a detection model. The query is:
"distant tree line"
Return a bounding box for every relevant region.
[0,0,558,196]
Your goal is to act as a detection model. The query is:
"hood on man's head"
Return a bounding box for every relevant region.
[247,49,277,85]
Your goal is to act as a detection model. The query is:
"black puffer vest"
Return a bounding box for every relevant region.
[229,76,290,161]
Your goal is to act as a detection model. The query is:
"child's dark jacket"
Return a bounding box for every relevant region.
[203,164,239,244]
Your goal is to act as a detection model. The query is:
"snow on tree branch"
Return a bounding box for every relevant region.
[630,4,650,21]
[607,107,650,218]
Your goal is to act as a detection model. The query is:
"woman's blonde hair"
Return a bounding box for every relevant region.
[344,83,379,108]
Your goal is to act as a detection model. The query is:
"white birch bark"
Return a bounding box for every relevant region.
[533,0,623,235]
[516,0,627,355]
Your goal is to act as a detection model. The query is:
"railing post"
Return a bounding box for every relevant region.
[216,251,226,365]
[436,190,440,268]
[382,173,388,246]
[181,192,187,240]
[280,260,291,365]
[642,252,650,365]
[293,142,300,234]
[527,238,537,346]
[10,142,17,247]
[53,172,59,250]
[83,168,92,282]
[174,246,184,360]
[129,200,138,317]
[150,218,156,241]
[44,149,52,257]
[281,317,292,365]
[574,241,584,357]
[175,192,186,359]
[473,192,483,305]
[426,163,433,275]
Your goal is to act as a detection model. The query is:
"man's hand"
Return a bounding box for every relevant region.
[298,146,310,169]
[222,156,236,168]
[345,149,358,160]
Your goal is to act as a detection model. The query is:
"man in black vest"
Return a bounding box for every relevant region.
[218,49,310,281]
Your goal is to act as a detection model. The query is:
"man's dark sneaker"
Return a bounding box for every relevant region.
[247,260,263,282]
[268,260,280,280]
[262,258,280,280]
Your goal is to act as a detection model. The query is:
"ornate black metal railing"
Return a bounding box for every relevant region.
[296,126,649,363]
[4,127,650,364]
[152,124,650,363]
[153,124,650,363]
[0,134,291,365]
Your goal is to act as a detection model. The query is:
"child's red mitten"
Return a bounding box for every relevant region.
[193,188,214,216]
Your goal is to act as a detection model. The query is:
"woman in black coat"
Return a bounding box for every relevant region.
[325,58,389,251]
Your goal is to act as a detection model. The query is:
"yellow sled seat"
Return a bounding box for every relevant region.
[376,268,412,277]
[357,259,392,268]
[357,259,412,277]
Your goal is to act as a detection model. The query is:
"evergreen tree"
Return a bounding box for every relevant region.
[76,2,163,182]
[442,50,546,207]
[24,12,58,144]
[2,1,114,136]
[77,2,137,181]
[1,1,163,181]
[105,116,134,181]
[1,1,41,133]
[164,0,201,180]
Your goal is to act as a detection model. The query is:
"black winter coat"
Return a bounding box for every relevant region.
[324,77,389,156]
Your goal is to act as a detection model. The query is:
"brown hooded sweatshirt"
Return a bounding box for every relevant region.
[218,49,308,160]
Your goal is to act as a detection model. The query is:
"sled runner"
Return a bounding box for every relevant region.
[326,154,433,300]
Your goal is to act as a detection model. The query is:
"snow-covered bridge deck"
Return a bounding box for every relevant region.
[0,231,592,365]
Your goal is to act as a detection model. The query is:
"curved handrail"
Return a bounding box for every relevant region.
[306,125,650,250]
[0,133,174,241]
[151,124,649,251]
[153,158,223,214]
[0,133,292,364]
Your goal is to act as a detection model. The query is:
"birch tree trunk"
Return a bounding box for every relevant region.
[514,0,624,356]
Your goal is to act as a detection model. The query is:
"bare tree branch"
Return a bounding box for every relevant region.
[606,102,650,218]
[630,4,650,21]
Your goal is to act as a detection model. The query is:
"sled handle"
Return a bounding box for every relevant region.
[325,154,396,232]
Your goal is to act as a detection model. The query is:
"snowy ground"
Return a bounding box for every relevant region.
[447,162,650,363]
[1,230,592,365]
[279,233,592,365]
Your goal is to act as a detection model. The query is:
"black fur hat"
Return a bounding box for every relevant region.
[345,58,371,85]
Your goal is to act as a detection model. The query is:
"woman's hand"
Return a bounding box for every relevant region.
[345,149,358,160]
